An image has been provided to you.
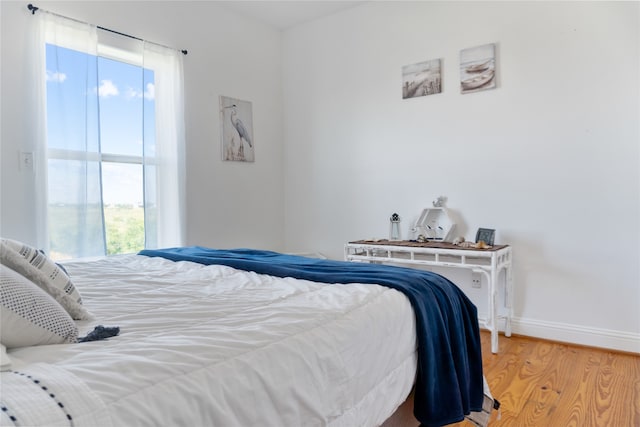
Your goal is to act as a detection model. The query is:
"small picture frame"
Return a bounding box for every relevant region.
[460,43,496,94]
[402,58,442,99]
[475,228,495,246]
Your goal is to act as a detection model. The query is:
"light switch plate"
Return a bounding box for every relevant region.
[20,151,34,171]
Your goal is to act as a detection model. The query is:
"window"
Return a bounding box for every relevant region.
[36,13,185,260]
[46,36,154,260]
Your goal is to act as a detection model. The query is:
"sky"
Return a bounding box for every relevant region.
[46,44,155,205]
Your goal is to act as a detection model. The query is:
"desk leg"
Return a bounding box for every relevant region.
[490,286,498,353]
[505,262,513,338]
[477,267,499,354]
[490,261,499,354]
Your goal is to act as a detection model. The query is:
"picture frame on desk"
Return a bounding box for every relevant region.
[476,228,495,246]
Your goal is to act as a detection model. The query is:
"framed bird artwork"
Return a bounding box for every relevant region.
[220,96,255,162]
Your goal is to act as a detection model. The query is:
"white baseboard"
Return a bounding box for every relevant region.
[506,317,640,354]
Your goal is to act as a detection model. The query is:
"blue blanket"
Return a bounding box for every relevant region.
[139,247,484,427]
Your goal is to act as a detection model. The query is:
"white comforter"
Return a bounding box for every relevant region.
[2,254,417,427]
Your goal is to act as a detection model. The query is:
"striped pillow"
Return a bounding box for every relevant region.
[0,239,90,320]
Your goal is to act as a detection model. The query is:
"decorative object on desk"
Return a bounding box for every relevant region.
[412,207,456,242]
[476,228,495,246]
[432,196,448,207]
[475,240,491,249]
[460,43,496,94]
[389,213,401,241]
[453,236,491,249]
[456,241,492,249]
[220,96,254,162]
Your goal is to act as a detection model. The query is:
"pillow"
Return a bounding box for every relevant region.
[0,264,78,348]
[0,238,82,303]
[0,239,91,320]
[0,343,11,371]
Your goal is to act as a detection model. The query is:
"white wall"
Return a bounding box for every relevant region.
[1,1,638,352]
[1,0,285,252]
[282,1,640,352]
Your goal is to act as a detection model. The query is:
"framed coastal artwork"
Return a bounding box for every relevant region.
[220,96,255,162]
[460,43,496,94]
[402,58,442,99]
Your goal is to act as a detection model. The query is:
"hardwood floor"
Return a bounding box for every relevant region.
[476,332,640,426]
[382,331,640,426]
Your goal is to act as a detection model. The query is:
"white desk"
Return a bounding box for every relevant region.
[344,240,513,353]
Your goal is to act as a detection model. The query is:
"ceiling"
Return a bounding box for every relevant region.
[217,1,366,30]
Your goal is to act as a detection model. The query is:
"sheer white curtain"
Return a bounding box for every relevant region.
[31,12,105,258]
[29,10,185,258]
[142,42,186,249]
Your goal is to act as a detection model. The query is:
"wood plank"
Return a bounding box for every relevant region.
[477,336,640,427]
[493,339,557,421]
[382,332,640,427]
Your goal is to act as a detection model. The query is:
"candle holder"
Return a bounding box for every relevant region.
[389,213,401,241]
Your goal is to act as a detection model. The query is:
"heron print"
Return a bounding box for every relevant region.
[220,96,255,162]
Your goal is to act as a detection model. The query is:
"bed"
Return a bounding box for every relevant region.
[0,240,496,427]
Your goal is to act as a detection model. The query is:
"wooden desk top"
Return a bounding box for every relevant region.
[348,240,509,252]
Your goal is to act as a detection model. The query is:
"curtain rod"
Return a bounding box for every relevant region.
[27,4,188,55]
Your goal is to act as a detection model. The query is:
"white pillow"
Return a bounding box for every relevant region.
[0,343,11,371]
[0,239,90,320]
[0,264,78,348]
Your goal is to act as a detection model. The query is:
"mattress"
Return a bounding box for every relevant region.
[1,254,418,427]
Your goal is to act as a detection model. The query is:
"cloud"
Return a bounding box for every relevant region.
[125,87,142,99]
[123,83,154,101]
[144,83,155,100]
[46,70,67,83]
[98,80,119,98]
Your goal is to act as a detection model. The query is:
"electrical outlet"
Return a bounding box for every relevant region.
[471,273,481,288]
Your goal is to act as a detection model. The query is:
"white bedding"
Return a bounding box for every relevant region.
[2,254,418,427]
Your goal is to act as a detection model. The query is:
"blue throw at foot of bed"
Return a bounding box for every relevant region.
[139,246,484,427]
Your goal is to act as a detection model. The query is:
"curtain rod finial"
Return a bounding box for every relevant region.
[27,4,39,14]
